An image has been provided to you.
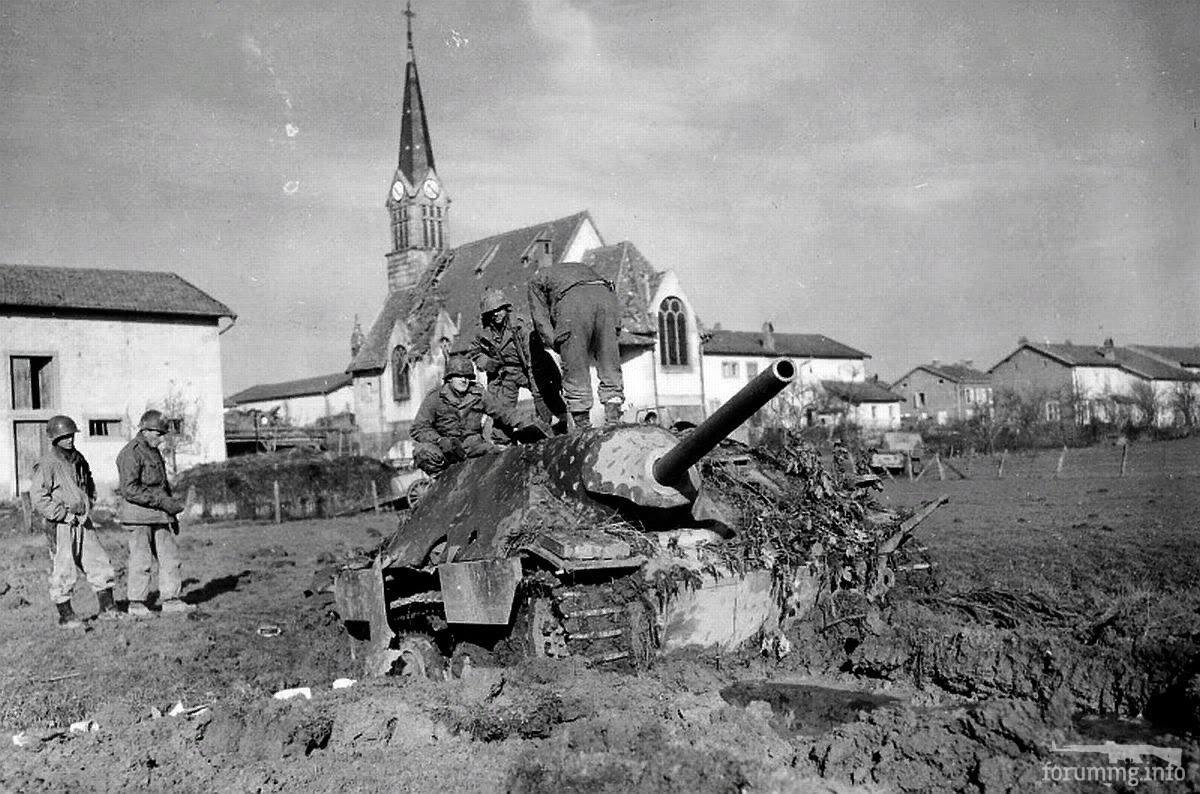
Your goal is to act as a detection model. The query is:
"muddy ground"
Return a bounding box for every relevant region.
[1,437,1199,792]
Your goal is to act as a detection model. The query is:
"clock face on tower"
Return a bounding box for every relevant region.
[422,179,440,199]
[391,180,406,202]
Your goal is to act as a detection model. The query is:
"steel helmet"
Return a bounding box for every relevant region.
[480,287,511,317]
[443,355,475,380]
[45,415,78,441]
[138,409,171,433]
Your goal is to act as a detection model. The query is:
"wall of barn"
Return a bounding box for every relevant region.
[0,313,226,500]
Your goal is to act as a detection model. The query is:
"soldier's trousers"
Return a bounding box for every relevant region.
[126,523,182,604]
[412,435,495,476]
[554,284,624,413]
[48,520,115,604]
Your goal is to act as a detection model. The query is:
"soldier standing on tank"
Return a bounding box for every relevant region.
[527,260,624,431]
[469,287,567,434]
[117,410,191,617]
[32,415,120,628]
[411,355,550,476]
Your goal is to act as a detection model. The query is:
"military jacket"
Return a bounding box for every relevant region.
[411,382,524,444]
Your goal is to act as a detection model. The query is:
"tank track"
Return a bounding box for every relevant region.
[528,576,658,669]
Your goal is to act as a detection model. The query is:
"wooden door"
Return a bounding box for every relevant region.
[13,421,48,496]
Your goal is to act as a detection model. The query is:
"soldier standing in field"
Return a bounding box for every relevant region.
[32,415,120,628]
[469,287,567,434]
[527,260,624,430]
[410,355,549,476]
[117,409,191,617]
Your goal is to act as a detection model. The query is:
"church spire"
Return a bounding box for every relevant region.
[398,0,435,186]
[385,0,449,293]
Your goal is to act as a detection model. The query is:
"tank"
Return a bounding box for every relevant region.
[333,358,848,677]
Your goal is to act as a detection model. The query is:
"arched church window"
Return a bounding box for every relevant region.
[658,296,688,367]
[391,345,411,402]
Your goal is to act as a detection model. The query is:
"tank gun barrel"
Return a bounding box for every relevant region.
[652,358,797,487]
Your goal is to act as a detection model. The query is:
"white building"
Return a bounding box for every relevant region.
[701,324,892,429]
[226,372,354,427]
[1,264,233,500]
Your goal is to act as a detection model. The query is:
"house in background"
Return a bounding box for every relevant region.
[700,323,876,431]
[226,372,354,427]
[819,379,904,430]
[989,338,1199,427]
[1,264,233,499]
[347,14,704,451]
[891,361,993,425]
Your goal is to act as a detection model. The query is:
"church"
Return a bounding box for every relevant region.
[347,10,706,454]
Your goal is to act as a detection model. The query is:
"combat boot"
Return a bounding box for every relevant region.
[55,601,83,630]
[161,599,195,615]
[603,402,623,425]
[127,601,154,619]
[95,588,122,621]
[570,411,591,432]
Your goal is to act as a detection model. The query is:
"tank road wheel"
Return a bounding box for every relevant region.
[406,478,431,508]
[395,634,447,680]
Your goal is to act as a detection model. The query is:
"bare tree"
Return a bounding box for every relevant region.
[1128,380,1162,429]
[1171,380,1199,429]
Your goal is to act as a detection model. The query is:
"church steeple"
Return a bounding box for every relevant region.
[386,0,449,293]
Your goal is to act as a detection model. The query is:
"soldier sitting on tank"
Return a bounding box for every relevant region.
[467,287,567,436]
[411,355,550,476]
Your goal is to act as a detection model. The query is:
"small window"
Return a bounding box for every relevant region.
[965,389,974,404]
[88,419,122,437]
[392,345,411,402]
[10,355,54,409]
[1045,400,1061,421]
[166,418,184,434]
[916,392,927,408]
[746,362,759,380]
[721,361,739,378]
[870,405,878,419]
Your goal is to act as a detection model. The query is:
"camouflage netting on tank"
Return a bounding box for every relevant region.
[176,453,395,523]
[699,433,916,614]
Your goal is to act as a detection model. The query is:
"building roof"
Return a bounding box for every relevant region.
[227,372,353,405]
[349,212,670,372]
[895,362,992,385]
[0,264,234,319]
[821,379,903,403]
[991,341,1198,381]
[1129,344,1200,369]
[703,329,868,359]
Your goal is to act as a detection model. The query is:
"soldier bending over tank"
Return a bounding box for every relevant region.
[527,260,624,430]
[411,355,549,476]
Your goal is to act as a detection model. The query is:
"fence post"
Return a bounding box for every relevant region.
[273,480,282,524]
[371,480,380,514]
[936,453,945,481]
[997,449,1007,479]
[1054,445,1067,478]
[19,491,33,533]
[1120,443,1129,477]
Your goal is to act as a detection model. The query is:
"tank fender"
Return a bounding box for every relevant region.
[438,558,522,625]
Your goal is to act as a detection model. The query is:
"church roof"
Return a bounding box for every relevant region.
[0,263,233,319]
[397,58,435,186]
[227,372,352,404]
[350,211,620,372]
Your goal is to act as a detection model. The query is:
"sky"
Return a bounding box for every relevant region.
[2,0,1198,394]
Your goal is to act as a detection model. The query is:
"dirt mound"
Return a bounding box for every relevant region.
[798,699,1069,793]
